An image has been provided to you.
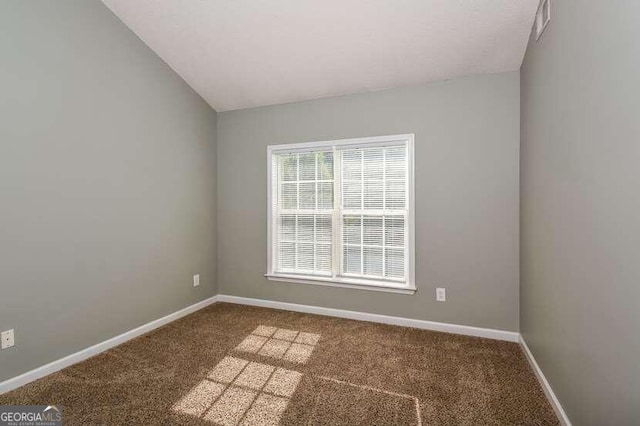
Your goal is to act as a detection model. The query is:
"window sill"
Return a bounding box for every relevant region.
[264,273,417,295]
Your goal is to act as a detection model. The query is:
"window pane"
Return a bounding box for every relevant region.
[363,148,384,181]
[318,152,334,180]
[297,214,314,241]
[318,182,333,209]
[343,215,361,245]
[299,182,316,209]
[299,153,316,181]
[281,183,297,209]
[363,216,383,246]
[342,150,362,180]
[279,215,296,241]
[342,181,362,209]
[281,154,297,181]
[298,243,314,271]
[385,147,406,180]
[316,244,332,273]
[364,180,383,209]
[316,215,332,243]
[384,216,404,247]
[343,245,362,274]
[385,248,404,279]
[363,246,383,276]
[278,242,296,270]
[385,180,405,209]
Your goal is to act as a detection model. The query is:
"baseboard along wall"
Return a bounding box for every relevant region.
[0,293,569,426]
[216,294,519,342]
[0,296,218,395]
[519,335,572,426]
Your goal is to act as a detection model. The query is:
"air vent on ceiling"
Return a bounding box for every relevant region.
[535,0,551,40]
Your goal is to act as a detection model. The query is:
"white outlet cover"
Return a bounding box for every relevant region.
[193,274,200,287]
[436,288,446,302]
[1,329,15,349]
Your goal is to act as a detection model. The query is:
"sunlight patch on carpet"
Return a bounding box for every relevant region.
[235,326,320,364]
[173,326,317,425]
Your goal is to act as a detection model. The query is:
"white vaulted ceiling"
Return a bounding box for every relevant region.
[102,0,538,112]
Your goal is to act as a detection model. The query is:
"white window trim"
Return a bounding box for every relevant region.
[265,134,416,295]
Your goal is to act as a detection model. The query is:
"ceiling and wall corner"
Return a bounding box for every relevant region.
[101,0,538,112]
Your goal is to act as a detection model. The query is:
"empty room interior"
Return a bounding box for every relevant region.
[1,1,638,425]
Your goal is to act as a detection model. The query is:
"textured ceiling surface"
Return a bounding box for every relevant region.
[102,0,538,111]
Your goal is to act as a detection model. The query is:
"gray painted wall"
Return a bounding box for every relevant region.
[0,1,217,382]
[218,72,520,332]
[520,2,640,424]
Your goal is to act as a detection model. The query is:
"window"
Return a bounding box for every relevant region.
[266,135,415,294]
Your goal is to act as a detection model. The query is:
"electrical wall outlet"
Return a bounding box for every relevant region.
[193,274,200,287]
[436,288,446,302]
[1,329,15,349]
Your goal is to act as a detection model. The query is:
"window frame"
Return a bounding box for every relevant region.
[265,134,416,295]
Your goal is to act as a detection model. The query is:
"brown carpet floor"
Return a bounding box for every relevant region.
[0,303,558,425]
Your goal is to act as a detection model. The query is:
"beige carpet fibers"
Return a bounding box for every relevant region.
[0,303,558,425]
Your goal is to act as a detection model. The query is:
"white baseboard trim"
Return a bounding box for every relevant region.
[0,296,219,395]
[519,335,571,426]
[216,294,519,342]
[0,292,569,426]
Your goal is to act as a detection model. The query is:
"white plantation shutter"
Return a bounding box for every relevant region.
[269,135,413,291]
